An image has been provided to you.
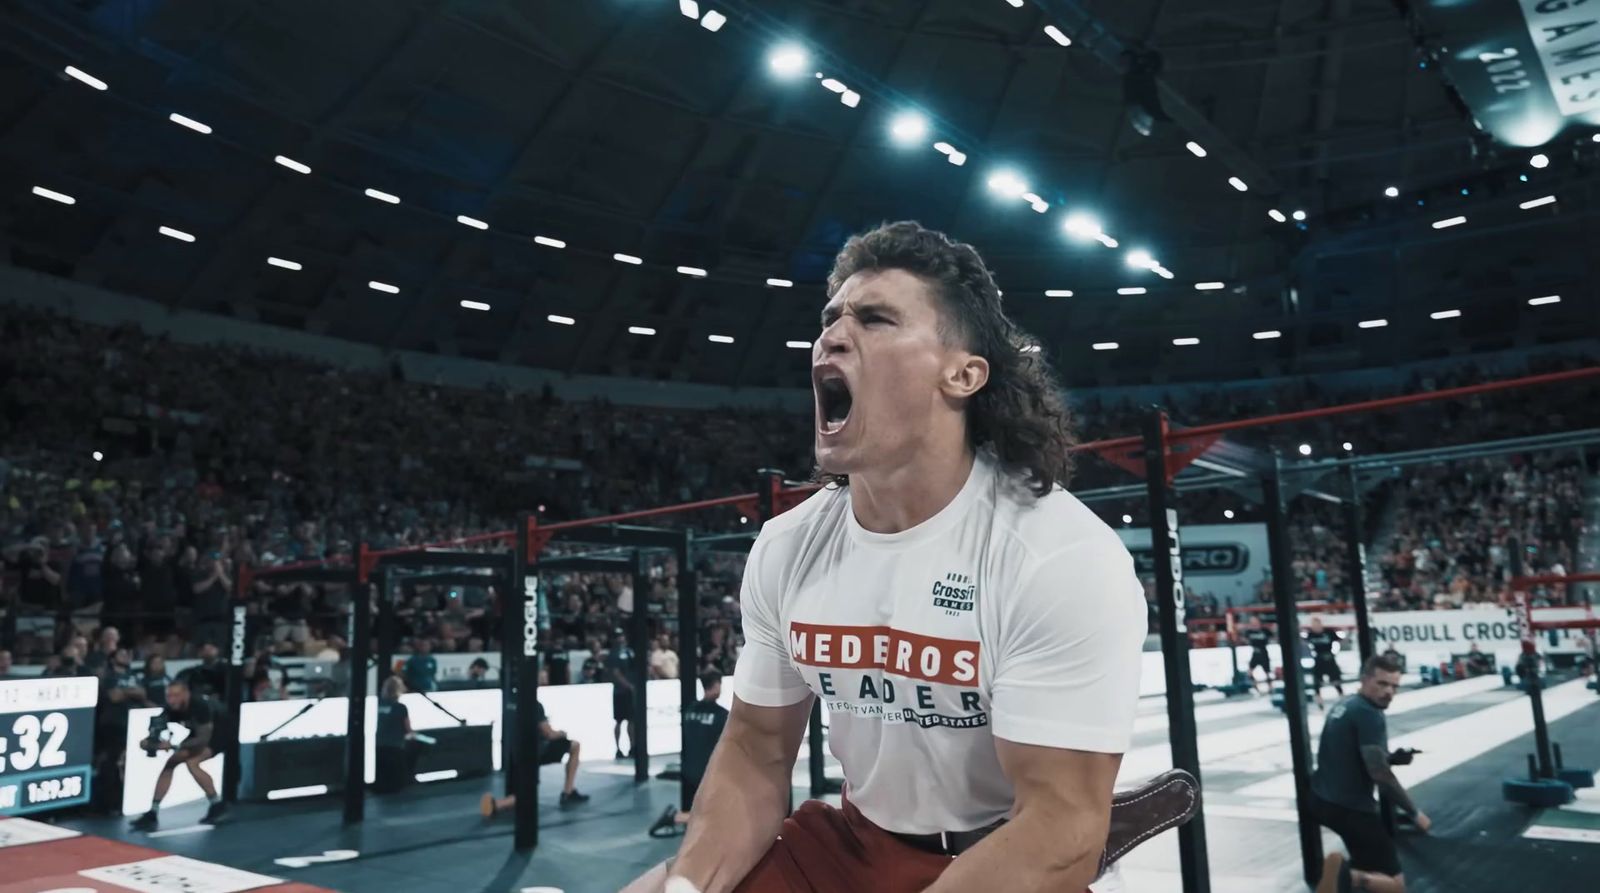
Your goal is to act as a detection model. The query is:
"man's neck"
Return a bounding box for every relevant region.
[849,446,976,535]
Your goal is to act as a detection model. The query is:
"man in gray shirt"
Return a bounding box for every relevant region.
[1310,654,1429,893]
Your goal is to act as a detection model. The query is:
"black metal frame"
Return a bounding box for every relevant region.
[240,564,361,814]
[356,549,514,825]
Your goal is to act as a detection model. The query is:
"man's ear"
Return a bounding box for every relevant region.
[942,352,989,400]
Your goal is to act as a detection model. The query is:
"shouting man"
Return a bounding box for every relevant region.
[622,222,1179,893]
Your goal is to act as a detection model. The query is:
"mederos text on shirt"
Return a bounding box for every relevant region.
[787,622,979,686]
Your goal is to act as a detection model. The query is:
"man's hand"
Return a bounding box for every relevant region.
[1414,811,1432,833]
[926,741,1120,893]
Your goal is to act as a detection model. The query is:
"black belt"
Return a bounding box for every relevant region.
[888,820,1005,856]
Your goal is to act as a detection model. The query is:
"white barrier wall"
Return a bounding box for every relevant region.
[118,679,700,814]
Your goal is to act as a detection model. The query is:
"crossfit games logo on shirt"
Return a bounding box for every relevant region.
[930,571,976,614]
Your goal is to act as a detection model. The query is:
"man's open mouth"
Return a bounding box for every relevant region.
[815,372,853,435]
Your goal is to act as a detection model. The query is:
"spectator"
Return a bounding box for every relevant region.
[0,649,15,679]
[403,638,438,693]
[141,654,172,706]
[649,635,680,680]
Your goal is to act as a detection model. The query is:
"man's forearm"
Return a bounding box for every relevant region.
[1374,771,1417,815]
[672,735,791,893]
[926,809,1104,893]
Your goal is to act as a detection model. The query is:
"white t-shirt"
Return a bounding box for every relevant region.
[733,453,1148,835]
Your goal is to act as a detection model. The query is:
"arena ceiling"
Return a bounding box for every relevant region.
[0,0,1595,389]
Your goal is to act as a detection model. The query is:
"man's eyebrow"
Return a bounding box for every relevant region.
[820,299,897,324]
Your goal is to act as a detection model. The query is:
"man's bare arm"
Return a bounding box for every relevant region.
[669,694,813,893]
[926,740,1120,893]
[1361,745,1416,814]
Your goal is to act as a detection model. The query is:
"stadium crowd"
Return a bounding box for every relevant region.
[3,304,1598,680]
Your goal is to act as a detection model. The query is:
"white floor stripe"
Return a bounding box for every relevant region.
[1118,675,1504,784]
[1523,825,1600,844]
[145,824,216,839]
[1561,787,1600,815]
[1234,678,1596,798]
[1203,803,1301,823]
[1133,697,1267,733]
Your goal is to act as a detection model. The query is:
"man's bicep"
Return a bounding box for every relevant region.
[996,738,1119,839]
[723,694,814,765]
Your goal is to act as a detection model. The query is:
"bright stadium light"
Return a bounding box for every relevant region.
[1185,141,1207,157]
[700,9,726,31]
[1430,309,1462,320]
[1228,176,1248,192]
[1292,210,1307,221]
[92,451,104,462]
[1520,195,1556,209]
[1298,443,1313,456]
[266,257,302,271]
[1224,509,1234,519]
[158,225,195,242]
[1125,249,1155,270]
[31,186,75,205]
[676,265,708,277]
[1121,514,1133,524]
[768,44,809,79]
[1045,289,1073,297]
[365,188,400,204]
[1173,337,1200,346]
[1063,212,1102,241]
[1092,342,1119,351]
[1253,330,1281,340]
[533,235,566,249]
[1043,25,1072,46]
[679,0,700,19]
[368,280,399,294]
[986,169,1028,199]
[1529,153,1550,169]
[1268,209,1287,223]
[64,66,108,90]
[456,215,488,230]
[1194,282,1225,291]
[1342,442,1354,452]
[1117,287,1147,296]
[459,300,491,311]
[1431,216,1466,229]
[785,340,811,349]
[708,334,735,344]
[1095,233,1119,248]
[766,278,793,288]
[1528,295,1561,306]
[274,155,312,174]
[890,112,928,145]
[1384,186,1399,198]
[169,113,211,134]
[614,253,643,265]
[628,325,657,336]
[547,314,576,325]
[820,78,848,94]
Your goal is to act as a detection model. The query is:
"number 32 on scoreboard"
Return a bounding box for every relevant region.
[0,712,71,773]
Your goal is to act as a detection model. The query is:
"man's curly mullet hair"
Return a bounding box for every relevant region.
[816,221,1078,497]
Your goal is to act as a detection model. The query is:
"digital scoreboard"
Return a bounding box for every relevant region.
[0,676,98,816]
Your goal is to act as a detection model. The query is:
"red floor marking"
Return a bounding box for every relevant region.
[0,820,331,893]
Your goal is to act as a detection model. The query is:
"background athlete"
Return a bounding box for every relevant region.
[1306,617,1346,710]
[1244,615,1274,695]
[621,221,1156,893]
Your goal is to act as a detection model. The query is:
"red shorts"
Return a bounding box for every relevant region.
[733,799,1095,893]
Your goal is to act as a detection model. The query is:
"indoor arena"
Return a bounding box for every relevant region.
[1,2,1598,893]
